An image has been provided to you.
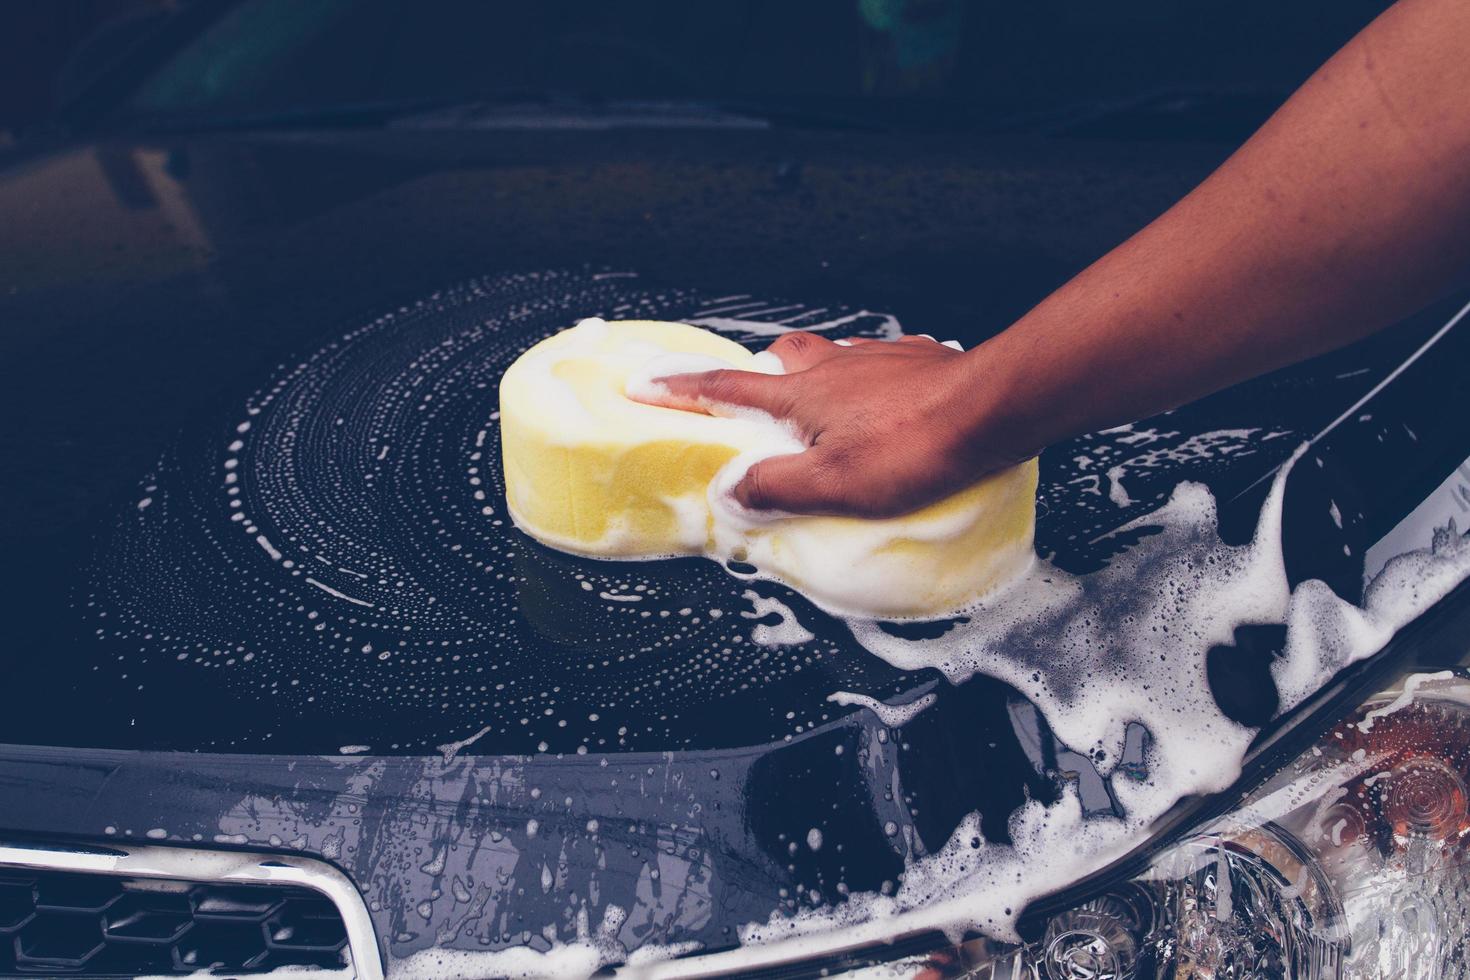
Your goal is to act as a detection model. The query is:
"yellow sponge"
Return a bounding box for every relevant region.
[499,319,1037,619]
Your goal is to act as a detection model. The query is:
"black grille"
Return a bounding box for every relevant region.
[0,869,348,975]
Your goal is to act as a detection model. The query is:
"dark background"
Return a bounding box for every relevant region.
[1,0,1397,144]
[0,0,175,139]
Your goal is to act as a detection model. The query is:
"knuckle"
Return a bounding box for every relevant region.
[772,332,818,356]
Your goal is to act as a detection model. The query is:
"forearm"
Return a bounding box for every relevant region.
[641,0,1470,518]
[967,0,1470,457]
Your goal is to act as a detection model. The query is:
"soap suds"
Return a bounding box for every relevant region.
[436,725,492,765]
[303,576,374,608]
[392,901,703,979]
[725,453,1470,960]
[688,309,902,341]
[1104,464,1134,507]
[724,455,1300,952]
[740,590,816,646]
[825,691,937,728]
[846,467,1289,804]
[1273,520,1470,710]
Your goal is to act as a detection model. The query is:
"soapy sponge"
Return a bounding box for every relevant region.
[499,318,1037,619]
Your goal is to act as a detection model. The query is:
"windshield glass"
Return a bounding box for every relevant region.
[132,0,970,118]
[120,0,1386,133]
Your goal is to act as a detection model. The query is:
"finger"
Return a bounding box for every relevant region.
[630,368,790,418]
[733,450,851,514]
[766,331,843,372]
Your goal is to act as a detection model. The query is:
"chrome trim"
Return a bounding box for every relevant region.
[0,839,383,980]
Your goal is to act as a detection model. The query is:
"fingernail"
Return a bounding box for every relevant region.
[918,333,937,342]
[834,339,854,347]
[941,339,964,351]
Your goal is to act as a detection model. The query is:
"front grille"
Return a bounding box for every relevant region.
[0,869,348,975]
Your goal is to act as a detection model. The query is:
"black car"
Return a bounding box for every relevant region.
[4,2,1470,977]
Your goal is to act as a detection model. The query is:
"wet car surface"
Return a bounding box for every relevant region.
[6,2,1470,975]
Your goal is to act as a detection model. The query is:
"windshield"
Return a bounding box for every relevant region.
[130,0,973,120]
[114,0,1387,135]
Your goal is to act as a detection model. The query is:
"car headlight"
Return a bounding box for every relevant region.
[1167,671,1470,980]
[674,618,1470,980]
[893,668,1470,980]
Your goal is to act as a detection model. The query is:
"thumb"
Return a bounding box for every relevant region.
[733,450,847,514]
[631,368,790,419]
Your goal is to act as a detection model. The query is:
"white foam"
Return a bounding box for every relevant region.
[435,725,492,765]
[303,576,373,608]
[718,457,1299,953]
[726,454,1470,960]
[846,468,1289,804]
[391,901,707,979]
[740,590,816,646]
[688,309,902,340]
[748,350,786,374]
[697,443,1034,620]
[662,492,711,551]
[825,691,936,728]
[395,940,604,979]
[1105,465,1134,507]
[1274,519,1470,711]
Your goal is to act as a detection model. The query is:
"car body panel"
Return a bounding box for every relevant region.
[3,120,1468,970]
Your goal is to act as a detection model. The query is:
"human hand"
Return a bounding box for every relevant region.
[630,332,1035,518]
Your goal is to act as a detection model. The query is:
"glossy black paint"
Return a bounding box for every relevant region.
[2,111,1468,967]
[0,124,1226,751]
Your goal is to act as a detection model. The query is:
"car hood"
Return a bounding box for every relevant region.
[1,124,1465,968]
[0,123,1245,756]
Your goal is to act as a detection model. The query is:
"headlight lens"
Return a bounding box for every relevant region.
[783,670,1470,979]
[1203,673,1470,980]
